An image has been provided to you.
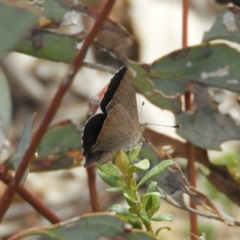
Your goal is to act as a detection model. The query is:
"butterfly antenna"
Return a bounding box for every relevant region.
[139,101,145,119]
[146,123,181,128]
[139,102,181,128]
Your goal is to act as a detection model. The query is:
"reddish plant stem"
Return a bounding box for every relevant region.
[182,0,188,49]
[182,0,197,239]
[0,0,116,222]
[185,91,198,239]
[87,166,100,212]
[0,166,61,223]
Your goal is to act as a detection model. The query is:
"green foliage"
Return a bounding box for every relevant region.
[98,151,173,238]
[211,151,240,183]
[16,214,155,240]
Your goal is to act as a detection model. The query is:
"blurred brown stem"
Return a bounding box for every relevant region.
[87,166,100,212]
[182,0,198,239]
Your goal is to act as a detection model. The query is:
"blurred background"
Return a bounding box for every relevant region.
[0,0,240,239]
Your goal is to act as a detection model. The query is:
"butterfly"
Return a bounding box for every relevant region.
[82,66,145,167]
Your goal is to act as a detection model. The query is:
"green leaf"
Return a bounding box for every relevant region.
[109,204,136,217]
[36,0,67,21]
[115,151,129,174]
[106,187,123,192]
[127,219,143,229]
[145,195,161,218]
[16,214,155,240]
[127,145,142,161]
[0,2,38,55]
[176,85,240,150]
[123,187,138,203]
[32,121,82,171]
[97,161,122,177]
[155,226,171,235]
[139,209,150,225]
[15,31,79,64]
[127,165,137,177]
[0,71,11,135]
[137,142,183,195]
[129,205,142,215]
[129,178,137,189]
[151,213,173,222]
[5,115,35,182]
[141,192,161,209]
[137,160,173,188]
[150,43,240,95]
[146,182,158,193]
[134,159,150,170]
[97,169,122,188]
[125,196,138,207]
[203,8,240,44]
[128,62,181,113]
[115,213,142,228]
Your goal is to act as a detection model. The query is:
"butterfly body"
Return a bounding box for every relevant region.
[82,66,145,167]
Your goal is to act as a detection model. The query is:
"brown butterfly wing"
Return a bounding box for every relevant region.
[93,104,141,151]
[106,69,139,124]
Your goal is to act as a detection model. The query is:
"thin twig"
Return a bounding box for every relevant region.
[182,0,197,238]
[87,166,100,212]
[0,0,116,222]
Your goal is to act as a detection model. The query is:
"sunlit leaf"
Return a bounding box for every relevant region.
[203,8,240,44]
[151,213,173,222]
[137,160,173,188]
[0,71,11,153]
[176,85,240,150]
[6,115,35,172]
[146,182,158,193]
[17,214,154,240]
[98,169,123,188]
[134,159,150,170]
[97,161,122,177]
[0,2,38,56]
[150,43,240,95]
[128,62,181,113]
[32,121,82,171]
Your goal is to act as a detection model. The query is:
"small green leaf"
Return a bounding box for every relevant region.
[156,226,171,235]
[125,197,137,207]
[106,187,123,192]
[141,192,161,209]
[115,151,129,173]
[0,71,11,136]
[145,195,161,218]
[139,209,151,225]
[115,213,141,223]
[129,205,142,215]
[151,213,174,222]
[127,145,142,161]
[5,115,35,185]
[127,219,143,229]
[123,187,138,202]
[134,159,150,170]
[109,204,136,217]
[97,169,122,187]
[97,161,122,177]
[129,178,137,189]
[127,165,137,177]
[137,160,173,188]
[147,182,158,193]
